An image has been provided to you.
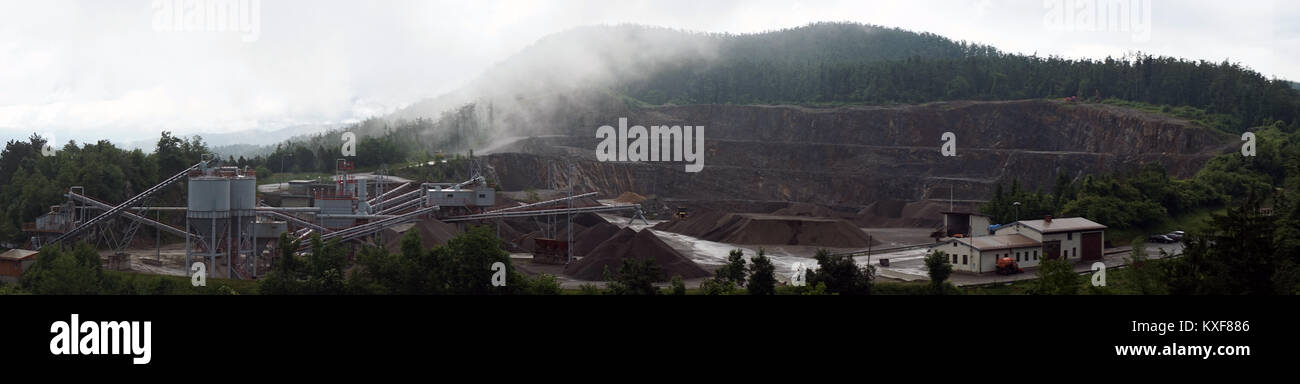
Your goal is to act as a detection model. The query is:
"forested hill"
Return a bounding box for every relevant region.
[392,22,1299,134]
[614,23,1300,132]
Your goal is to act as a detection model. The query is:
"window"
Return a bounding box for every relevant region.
[1067,232,1073,240]
[1016,253,1020,262]
[479,194,486,198]
[1033,250,1038,260]
[962,255,967,265]
[952,254,958,264]
[1073,248,1076,258]
[446,194,454,198]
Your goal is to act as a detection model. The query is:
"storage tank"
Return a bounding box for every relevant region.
[187,177,231,212]
[229,176,257,213]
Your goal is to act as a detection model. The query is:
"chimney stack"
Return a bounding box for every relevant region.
[1044,215,1053,224]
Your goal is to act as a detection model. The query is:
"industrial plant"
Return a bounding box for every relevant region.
[20,155,648,282]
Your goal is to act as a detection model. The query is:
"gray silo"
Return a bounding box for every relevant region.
[186,176,231,279]
[229,175,258,278]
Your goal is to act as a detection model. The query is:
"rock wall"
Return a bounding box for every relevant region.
[482,99,1234,209]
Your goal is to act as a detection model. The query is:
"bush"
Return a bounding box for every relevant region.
[1034,258,1082,295]
[667,275,687,295]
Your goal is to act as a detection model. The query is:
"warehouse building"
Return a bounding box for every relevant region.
[941,211,992,237]
[936,234,1043,273]
[0,249,39,284]
[994,216,1106,262]
[930,215,1106,273]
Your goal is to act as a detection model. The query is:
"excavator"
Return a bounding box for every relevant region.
[996,257,1024,275]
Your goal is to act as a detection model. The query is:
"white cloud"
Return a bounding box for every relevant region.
[1,0,1296,147]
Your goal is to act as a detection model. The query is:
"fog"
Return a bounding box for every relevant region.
[1,0,1296,148]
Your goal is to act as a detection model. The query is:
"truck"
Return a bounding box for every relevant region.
[996,257,1023,275]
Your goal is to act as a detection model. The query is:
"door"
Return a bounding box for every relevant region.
[1043,240,1061,260]
[1081,232,1103,261]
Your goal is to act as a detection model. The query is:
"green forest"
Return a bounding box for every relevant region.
[619,23,1300,133]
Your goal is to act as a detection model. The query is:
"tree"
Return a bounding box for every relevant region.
[433,225,514,294]
[716,249,747,286]
[305,234,348,294]
[258,233,304,295]
[21,242,105,295]
[607,258,662,295]
[1165,199,1297,294]
[746,249,776,295]
[807,249,874,295]
[1124,237,1164,295]
[1034,258,1081,295]
[924,250,954,294]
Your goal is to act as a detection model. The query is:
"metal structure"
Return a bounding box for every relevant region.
[50,158,213,245]
[40,151,656,279]
[185,169,231,279]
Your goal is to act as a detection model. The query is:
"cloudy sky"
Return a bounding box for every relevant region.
[1,0,1296,147]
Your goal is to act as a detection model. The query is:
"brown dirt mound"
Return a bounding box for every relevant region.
[383,218,462,253]
[564,228,709,281]
[493,221,532,252]
[573,222,621,256]
[654,211,876,248]
[572,212,610,228]
[770,202,840,218]
[613,191,648,203]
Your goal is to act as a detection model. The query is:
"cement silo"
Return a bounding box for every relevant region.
[228,176,258,278]
[186,176,230,279]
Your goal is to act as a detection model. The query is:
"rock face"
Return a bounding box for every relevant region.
[482,100,1234,221]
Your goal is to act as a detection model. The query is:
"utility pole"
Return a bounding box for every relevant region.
[156,209,161,262]
[866,233,872,266]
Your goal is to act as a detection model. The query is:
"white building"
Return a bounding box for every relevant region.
[934,233,1043,273]
[994,216,1106,262]
[929,216,1107,273]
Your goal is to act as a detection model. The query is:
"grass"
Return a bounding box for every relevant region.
[1099,98,1240,134]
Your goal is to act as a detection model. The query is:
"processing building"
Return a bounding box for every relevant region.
[931,215,1106,273]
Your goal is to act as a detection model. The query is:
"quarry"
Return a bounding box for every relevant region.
[17,99,1224,288]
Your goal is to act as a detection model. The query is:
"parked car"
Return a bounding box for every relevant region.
[1148,234,1175,243]
[1165,232,1184,241]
